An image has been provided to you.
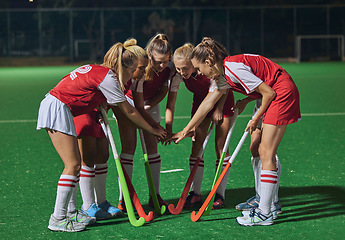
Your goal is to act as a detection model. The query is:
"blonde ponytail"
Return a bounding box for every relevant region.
[102,41,138,91]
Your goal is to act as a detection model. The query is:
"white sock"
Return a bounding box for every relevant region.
[272,155,281,205]
[67,174,80,213]
[189,156,204,195]
[259,170,278,215]
[118,153,133,201]
[94,163,108,205]
[79,166,95,210]
[251,156,261,197]
[53,175,78,220]
[147,153,161,195]
[216,156,231,198]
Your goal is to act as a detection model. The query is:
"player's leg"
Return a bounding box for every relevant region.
[115,115,137,210]
[237,123,286,226]
[47,130,86,232]
[185,118,212,208]
[144,130,168,206]
[76,136,111,220]
[94,137,122,217]
[213,116,232,209]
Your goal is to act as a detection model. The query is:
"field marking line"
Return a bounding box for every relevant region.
[1,112,344,124]
[161,169,184,174]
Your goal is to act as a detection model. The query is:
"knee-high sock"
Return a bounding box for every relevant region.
[259,170,278,215]
[147,153,161,195]
[272,155,281,205]
[53,175,78,220]
[189,156,204,195]
[67,174,80,214]
[215,156,231,198]
[251,156,261,197]
[94,163,108,205]
[118,153,134,201]
[79,166,95,210]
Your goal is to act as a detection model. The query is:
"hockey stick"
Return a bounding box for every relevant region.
[168,122,215,215]
[120,161,155,222]
[139,129,166,215]
[191,109,258,222]
[203,109,239,216]
[191,128,249,222]
[100,121,154,222]
[100,107,145,227]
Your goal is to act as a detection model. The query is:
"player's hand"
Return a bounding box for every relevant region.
[152,127,167,141]
[245,119,259,134]
[212,110,223,125]
[168,130,195,144]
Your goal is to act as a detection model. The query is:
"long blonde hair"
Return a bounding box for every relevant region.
[145,33,172,82]
[102,42,138,90]
[192,37,228,66]
[173,43,194,62]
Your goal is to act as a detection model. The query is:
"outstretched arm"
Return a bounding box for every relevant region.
[171,88,226,143]
[113,101,166,139]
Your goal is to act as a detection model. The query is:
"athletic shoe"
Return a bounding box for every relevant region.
[184,191,202,208]
[48,214,86,232]
[99,200,122,217]
[235,195,260,211]
[118,199,125,211]
[149,194,168,208]
[236,208,273,226]
[271,200,282,220]
[68,210,96,225]
[81,203,112,220]
[241,201,282,220]
[212,193,225,209]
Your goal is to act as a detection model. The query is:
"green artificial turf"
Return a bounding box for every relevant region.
[0,63,344,239]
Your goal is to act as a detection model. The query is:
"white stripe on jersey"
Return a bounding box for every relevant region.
[169,72,183,93]
[97,70,127,105]
[223,61,263,94]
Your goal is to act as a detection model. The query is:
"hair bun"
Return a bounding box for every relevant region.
[124,38,137,48]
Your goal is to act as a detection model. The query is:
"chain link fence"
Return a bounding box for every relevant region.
[1,5,344,66]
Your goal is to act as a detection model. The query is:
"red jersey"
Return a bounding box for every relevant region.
[50,64,126,116]
[126,67,171,100]
[220,54,300,125]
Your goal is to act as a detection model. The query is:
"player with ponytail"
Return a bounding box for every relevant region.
[37,40,166,232]
[169,37,300,226]
[166,43,235,209]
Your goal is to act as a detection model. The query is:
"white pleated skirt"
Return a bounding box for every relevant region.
[36,93,77,136]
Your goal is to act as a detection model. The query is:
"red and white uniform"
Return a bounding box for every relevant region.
[50,64,126,116]
[218,54,301,125]
[37,64,126,136]
[125,66,172,122]
[73,77,133,138]
[170,72,234,118]
[126,67,171,101]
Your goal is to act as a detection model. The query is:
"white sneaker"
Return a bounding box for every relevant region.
[68,210,96,225]
[236,208,273,226]
[242,201,282,220]
[48,214,86,232]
